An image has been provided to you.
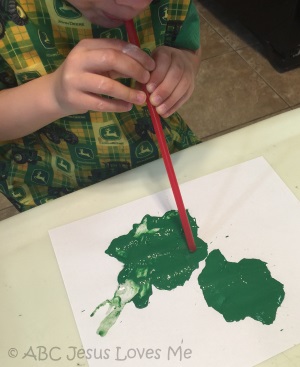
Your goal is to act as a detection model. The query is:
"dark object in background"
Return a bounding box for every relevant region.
[211,0,300,72]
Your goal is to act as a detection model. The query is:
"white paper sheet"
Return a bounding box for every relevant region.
[49,157,300,367]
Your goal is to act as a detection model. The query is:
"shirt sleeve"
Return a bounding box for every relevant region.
[166,1,200,51]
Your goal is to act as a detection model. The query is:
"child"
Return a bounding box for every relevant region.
[0,0,201,211]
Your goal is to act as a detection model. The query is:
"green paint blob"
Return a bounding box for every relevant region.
[91,211,286,336]
[91,210,208,336]
[198,250,285,325]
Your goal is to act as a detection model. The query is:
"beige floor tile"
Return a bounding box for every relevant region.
[179,52,288,139]
[238,44,300,107]
[0,194,19,221]
[196,0,259,51]
[0,193,12,210]
[200,16,233,60]
[0,206,19,221]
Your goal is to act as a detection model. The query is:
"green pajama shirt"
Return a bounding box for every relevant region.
[0,0,200,211]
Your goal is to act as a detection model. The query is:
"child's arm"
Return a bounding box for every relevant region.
[147,45,201,118]
[0,73,69,141]
[0,39,155,141]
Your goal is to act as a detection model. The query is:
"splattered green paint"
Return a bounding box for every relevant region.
[198,250,285,324]
[91,210,285,336]
[91,210,208,336]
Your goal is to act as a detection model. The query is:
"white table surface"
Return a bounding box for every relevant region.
[1,109,300,367]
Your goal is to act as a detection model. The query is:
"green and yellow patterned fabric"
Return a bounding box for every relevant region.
[0,0,200,211]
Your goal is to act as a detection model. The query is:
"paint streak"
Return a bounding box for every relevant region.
[198,250,285,324]
[91,210,208,336]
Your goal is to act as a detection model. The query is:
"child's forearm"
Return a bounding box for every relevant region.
[0,73,65,141]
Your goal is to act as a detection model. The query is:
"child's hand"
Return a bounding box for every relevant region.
[51,39,155,116]
[146,46,200,118]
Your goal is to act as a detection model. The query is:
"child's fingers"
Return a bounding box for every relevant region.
[149,57,185,107]
[147,48,191,109]
[155,70,193,114]
[155,76,192,117]
[158,96,186,118]
[157,89,192,118]
[76,38,155,71]
[145,46,196,117]
[122,43,155,72]
[80,93,134,113]
[82,74,147,105]
[146,48,172,94]
[84,48,151,84]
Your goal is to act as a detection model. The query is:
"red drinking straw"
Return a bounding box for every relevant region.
[125,20,196,252]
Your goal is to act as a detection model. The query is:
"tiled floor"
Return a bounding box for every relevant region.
[1,0,300,221]
[179,0,300,139]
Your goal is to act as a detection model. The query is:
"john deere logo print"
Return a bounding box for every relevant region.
[54,0,82,19]
[100,125,121,141]
[135,141,154,158]
[101,29,123,40]
[158,4,168,25]
[38,29,55,49]
[56,157,71,173]
[31,169,50,185]
[18,71,41,84]
[11,187,26,200]
[75,147,94,160]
